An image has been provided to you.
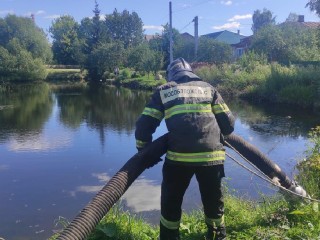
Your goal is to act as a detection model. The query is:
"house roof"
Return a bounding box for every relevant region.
[201,30,247,44]
[232,36,253,48]
[144,34,158,41]
[300,22,320,28]
[279,21,320,29]
[180,32,194,40]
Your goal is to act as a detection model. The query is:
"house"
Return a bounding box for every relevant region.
[279,15,320,29]
[201,30,249,60]
[180,32,194,41]
[231,36,252,59]
[201,30,247,45]
[144,34,157,41]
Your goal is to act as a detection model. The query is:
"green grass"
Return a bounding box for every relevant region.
[49,193,319,240]
[115,70,166,90]
[49,126,320,240]
[46,68,86,82]
[194,63,320,110]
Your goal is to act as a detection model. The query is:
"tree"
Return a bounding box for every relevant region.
[143,50,163,78]
[127,43,150,72]
[157,24,184,67]
[105,9,144,48]
[197,37,232,64]
[251,8,276,34]
[250,25,288,62]
[306,0,320,17]
[91,0,110,47]
[0,14,52,63]
[49,15,84,65]
[0,15,50,81]
[86,41,126,81]
[0,38,47,81]
[78,2,110,54]
[250,24,320,63]
[174,36,195,62]
[127,43,164,76]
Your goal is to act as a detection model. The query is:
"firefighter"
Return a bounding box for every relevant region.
[135,58,235,240]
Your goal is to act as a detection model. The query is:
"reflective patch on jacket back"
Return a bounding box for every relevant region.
[160,86,212,104]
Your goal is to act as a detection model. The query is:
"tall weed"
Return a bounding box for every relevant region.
[296,126,320,199]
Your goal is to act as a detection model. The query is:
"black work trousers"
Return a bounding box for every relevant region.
[160,161,225,237]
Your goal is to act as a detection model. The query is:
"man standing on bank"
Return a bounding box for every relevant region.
[135,58,235,240]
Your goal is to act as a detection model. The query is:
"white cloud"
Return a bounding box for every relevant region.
[36,10,46,15]
[212,21,240,30]
[0,10,14,15]
[74,185,103,194]
[44,15,60,19]
[88,15,105,20]
[0,165,9,171]
[8,132,72,152]
[221,0,232,6]
[92,173,110,183]
[228,14,252,22]
[123,179,161,212]
[181,4,192,8]
[72,174,161,212]
[24,10,46,17]
[143,25,164,31]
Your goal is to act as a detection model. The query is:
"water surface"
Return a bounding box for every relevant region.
[0,84,318,240]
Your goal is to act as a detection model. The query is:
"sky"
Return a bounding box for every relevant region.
[1,0,319,39]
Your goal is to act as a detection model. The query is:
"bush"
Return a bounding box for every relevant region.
[102,71,115,80]
[121,69,131,79]
[296,126,320,199]
[131,71,141,78]
[0,45,47,82]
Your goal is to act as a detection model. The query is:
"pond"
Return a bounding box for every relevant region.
[0,84,319,240]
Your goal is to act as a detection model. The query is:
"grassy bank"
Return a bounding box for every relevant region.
[43,64,320,111]
[101,63,320,111]
[50,128,320,240]
[50,193,319,240]
[46,68,86,82]
[195,63,320,110]
[111,69,166,90]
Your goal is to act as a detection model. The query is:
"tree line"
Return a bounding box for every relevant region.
[0,0,319,82]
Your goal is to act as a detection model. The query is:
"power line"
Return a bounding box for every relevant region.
[179,20,193,32]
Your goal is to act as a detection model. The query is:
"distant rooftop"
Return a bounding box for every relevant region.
[201,30,247,45]
[279,14,320,28]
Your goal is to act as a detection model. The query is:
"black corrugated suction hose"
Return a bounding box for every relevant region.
[224,133,292,188]
[55,133,293,239]
[56,134,168,240]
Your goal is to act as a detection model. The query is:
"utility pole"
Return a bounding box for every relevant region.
[31,13,35,23]
[169,1,173,63]
[193,16,199,60]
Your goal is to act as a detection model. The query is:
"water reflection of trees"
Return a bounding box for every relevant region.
[0,83,53,142]
[56,86,151,132]
[227,98,319,138]
[56,86,151,148]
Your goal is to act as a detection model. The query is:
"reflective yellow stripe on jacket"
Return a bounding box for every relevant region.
[166,150,225,163]
[212,103,230,114]
[142,107,164,121]
[165,103,212,119]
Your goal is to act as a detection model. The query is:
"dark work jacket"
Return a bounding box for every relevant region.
[135,76,235,166]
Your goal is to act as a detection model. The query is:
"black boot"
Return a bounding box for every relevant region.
[159,222,180,240]
[205,226,226,240]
